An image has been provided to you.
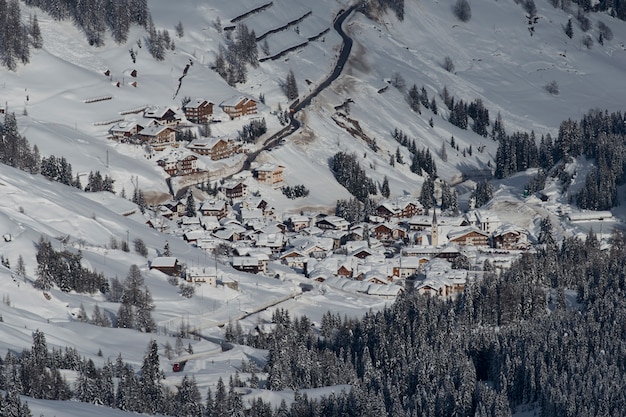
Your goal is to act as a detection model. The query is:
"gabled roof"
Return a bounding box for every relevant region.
[139,124,173,137]
[144,105,178,119]
[151,257,178,268]
[200,199,226,211]
[183,98,213,110]
[220,95,256,108]
[110,121,141,133]
[447,227,490,241]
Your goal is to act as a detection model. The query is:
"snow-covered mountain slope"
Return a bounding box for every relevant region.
[2,0,626,413]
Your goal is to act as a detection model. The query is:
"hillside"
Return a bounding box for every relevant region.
[2,0,626,415]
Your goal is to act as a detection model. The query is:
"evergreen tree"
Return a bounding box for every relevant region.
[139,340,164,414]
[381,176,390,198]
[185,192,196,217]
[471,179,494,208]
[419,175,436,211]
[285,69,299,101]
[407,84,421,113]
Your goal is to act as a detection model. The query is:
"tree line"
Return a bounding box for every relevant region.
[23,0,150,47]
[228,227,626,417]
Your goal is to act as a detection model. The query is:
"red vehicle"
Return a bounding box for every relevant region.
[172,361,187,372]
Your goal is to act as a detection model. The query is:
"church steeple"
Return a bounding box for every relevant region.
[431,209,439,247]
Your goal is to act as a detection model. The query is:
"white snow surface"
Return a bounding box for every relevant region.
[2,0,626,414]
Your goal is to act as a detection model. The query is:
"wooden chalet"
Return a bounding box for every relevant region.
[376,198,423,220]
[183,98,214,124]
[157,154,198,176]
[447,228,490,247]
[220,96,257,119]
[150,257,182,276]
[143,106,181,126]
[137,125,177,150]
[492,225,529,250]
[221,181,248,199]
[109,121,143,140]
[199,199,228,219]
[187,137,237,160]
[316,215,349,231]
[255,164,285,186]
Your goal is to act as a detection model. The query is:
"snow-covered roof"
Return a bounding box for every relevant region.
[151,256,178,268]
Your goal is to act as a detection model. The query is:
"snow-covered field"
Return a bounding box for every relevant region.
[2,0,626,414]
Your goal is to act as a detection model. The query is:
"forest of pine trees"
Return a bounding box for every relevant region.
[329,152,377,202]
[214,23,258,86]
[0,0,37,70]
[23,0,150,47]
[494,109,626,211]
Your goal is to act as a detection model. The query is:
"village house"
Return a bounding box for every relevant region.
[316,215,350,231]
[372,223,407,242]
[231,253,269,274]
[143,106,181,126]
[220,96,258,119]
[447,228,490,247]
[182,98,214,124]
[163,200,186,218]
[254,233,285,254]
[279,249,308,270]
[156,154,198,176]
[137,124,177,150]
[109,121,143,140]
[287,215,311,232]
[392,256,422,278]
[199,199,228,219]
[185,267,217,286]
[255,164,285,186]
[221,181,248,199]
[150,257,182,276]
[187,137,238,160]
[376,197,423,220]
[491,225,529,250]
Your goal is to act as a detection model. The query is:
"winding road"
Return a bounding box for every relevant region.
[242,5,358,170]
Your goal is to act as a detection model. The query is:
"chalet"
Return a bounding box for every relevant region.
[143,106,181,126]
[255,233,285,254]
[200,215,221,232]
[239,208,264,227]
[288,215,310,232]
[351,247,376,259]
[231,255,268,274]
[447,228,490,247]
[109,121,142,140]
[220,96,258,119]
[492,225,529,250]
[255,164,285,186]
[280,249,307,270]
[376,198,423,220]
[199,200,228,219]
[157,154,198,176]
[185,267,217,286]
[221,181,248,199]
[392,256,422,278]
[373,223,406,241]
[164,200,186,218]
[150,257,182,276]
[316,215,350,231]
[242,196,269,214]
[183,230,207,245]
[182,98,214,124]
[213,224,245,241]
[337,263,352,277]
[187,137,237,160]
[137,125,177,149]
